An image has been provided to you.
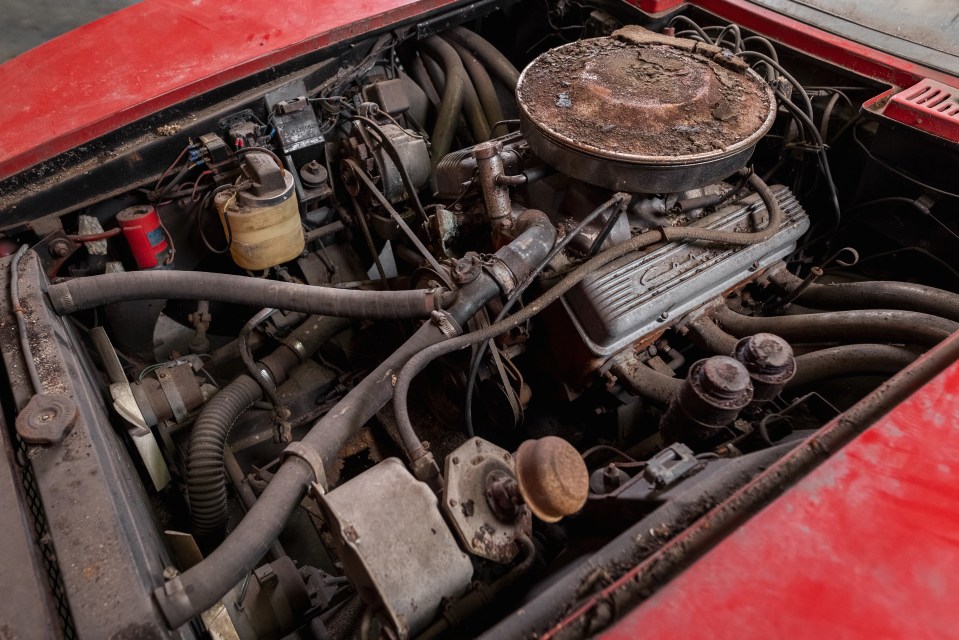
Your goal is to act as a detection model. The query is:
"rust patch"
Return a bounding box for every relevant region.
[517,36,772,160]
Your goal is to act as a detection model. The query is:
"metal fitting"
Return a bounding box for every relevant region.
[733,333,796,402]
[451,254,482,285]
[472,141,513,226]
[660,356,753,449]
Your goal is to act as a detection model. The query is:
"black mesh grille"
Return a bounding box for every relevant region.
[17,438,77,640]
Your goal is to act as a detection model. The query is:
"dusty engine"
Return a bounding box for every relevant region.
[5,4,957,640]
[433,28,807,393]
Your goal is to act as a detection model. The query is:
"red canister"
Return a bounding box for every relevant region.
[116,205,170,269]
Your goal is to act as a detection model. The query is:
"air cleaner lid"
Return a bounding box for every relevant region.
[516,26,776,192]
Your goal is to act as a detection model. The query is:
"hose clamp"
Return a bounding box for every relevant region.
[430,310,459,338]
[482,257,517,294]
[425,286,446,312]
[156,369,189,423]
[282,442,328,494]
[282,337,308,361]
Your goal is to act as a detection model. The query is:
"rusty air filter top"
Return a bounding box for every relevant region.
[516,26,776,193]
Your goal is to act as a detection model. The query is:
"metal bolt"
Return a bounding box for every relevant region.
[658,311,669,322]
[162,566,179,580]
[49,239,72,258]
[485,470,522,523]
[451,256,481,284]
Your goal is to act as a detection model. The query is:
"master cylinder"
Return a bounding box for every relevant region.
[214,151,305,270]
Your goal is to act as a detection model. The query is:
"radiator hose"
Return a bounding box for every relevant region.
[46,270,452,319]
[187,316,349,541]
[153,217,557,628]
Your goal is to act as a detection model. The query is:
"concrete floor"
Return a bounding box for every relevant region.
[0,0,139,62]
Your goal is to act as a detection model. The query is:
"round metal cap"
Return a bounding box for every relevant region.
[516,31,776,192]
[514,436,589,523]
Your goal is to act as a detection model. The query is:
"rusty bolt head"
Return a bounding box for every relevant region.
[49,239,72,258]
[451,256,481,284]
[514,436,589,523]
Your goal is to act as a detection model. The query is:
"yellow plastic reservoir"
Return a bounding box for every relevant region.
[214,152,305,271]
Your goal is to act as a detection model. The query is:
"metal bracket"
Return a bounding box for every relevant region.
[415,0,520,39]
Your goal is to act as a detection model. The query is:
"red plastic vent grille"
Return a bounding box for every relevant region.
[883,79,959,142]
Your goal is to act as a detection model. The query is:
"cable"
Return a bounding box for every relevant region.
[67,228,122,243]
[774,90,842,236]
[349,115,431,227]
[667,15,712,42]
[152,144,192,198]
[713,23,742,52]
[741,35,778,62]
[239,309,281,408]
[343,158,447,280]
[833,247,959,283]
[588,201,627,256]
[852,127,959,200]
[462,194,628,436]
[843,196,959,243]
[737,51,814,120]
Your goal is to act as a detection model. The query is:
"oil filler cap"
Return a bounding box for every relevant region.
[514,436,589,523]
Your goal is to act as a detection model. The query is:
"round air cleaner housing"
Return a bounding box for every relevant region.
[516,26,776,193]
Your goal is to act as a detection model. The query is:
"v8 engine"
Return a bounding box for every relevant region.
[0,2,957,639]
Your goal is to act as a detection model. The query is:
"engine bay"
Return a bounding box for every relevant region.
[1,1,958,638]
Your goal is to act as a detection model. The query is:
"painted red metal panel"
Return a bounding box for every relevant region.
[602,354,959,640]
[0,0,456,178]
[2,0,958,179]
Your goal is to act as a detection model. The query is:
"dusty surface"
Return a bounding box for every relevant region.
[517,37,772,160]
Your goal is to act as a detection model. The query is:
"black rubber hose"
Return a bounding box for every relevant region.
[445,37,506,136]
[786,344,919,389]
[714,305,957,347]
[188,316,349,540]
[769,269,959,323]
[419,36,488,159]
[395,171,784,451]
[396,212,558,455]
[686,316,739,355]
[188,375,262,540]
[46,271,450,319]
[446,26,521,89]
[155,277,500,628]
[611,360,681,404]
[154,172,782,626]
